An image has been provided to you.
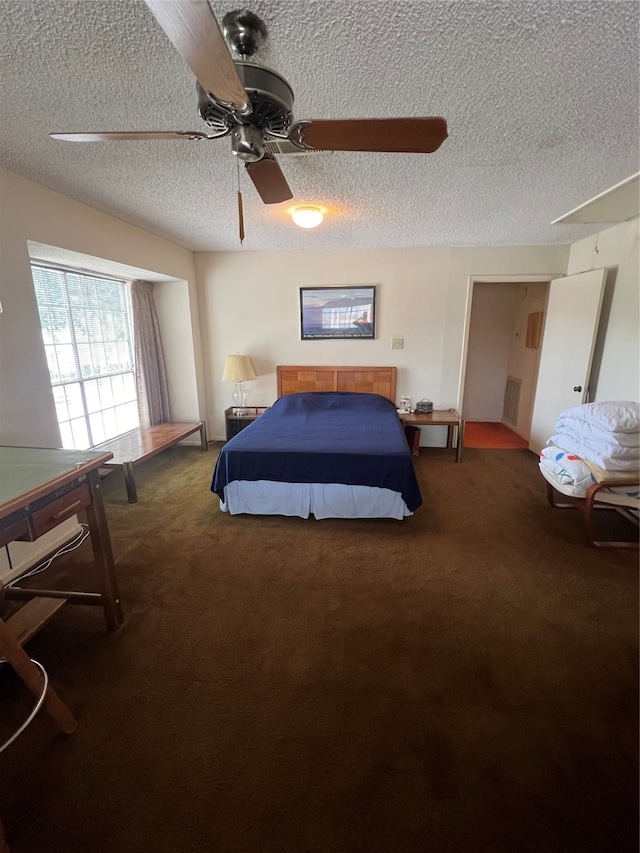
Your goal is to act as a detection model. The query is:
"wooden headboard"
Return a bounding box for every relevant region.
[277,366,397,403]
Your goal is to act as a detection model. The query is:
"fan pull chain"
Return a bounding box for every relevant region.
[236,160,245,245]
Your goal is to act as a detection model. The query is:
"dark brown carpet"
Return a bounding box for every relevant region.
[1,445,638,853]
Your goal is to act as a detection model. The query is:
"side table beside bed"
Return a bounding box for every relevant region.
[401,410,465,462]
[225,407,269,440]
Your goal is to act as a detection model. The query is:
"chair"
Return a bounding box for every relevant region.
[546,480,640,549]
[0,583,77,849]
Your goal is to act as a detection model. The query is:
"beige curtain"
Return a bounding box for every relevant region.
[131,280,170,428]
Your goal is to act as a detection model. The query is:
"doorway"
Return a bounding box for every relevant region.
[460,277,551,447]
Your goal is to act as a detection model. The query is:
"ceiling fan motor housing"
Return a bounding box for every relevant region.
[198,62,294,137]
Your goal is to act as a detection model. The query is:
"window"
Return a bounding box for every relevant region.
[31,264,139,449]
[322,303,373,330]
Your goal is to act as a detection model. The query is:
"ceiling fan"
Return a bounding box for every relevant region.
[50,1,448,235]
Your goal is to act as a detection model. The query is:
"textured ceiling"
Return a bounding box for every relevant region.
[1,0,638,253]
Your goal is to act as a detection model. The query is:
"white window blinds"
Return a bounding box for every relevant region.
[31,264,139,449]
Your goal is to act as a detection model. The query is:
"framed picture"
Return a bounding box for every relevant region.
[300,285,377,340]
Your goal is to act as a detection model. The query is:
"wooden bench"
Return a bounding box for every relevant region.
[97,422,208,504]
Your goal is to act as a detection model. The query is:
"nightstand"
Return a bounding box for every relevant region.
[225,406,269,440]
[401,410,465,462]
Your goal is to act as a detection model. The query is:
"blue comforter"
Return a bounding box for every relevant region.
[211,392,422,512]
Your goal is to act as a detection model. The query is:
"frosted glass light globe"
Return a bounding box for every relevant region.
[292,207,324,228]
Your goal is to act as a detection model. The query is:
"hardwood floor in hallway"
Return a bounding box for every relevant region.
[465,421,529,449]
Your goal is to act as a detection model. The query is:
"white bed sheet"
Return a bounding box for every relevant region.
[219,480,413,520]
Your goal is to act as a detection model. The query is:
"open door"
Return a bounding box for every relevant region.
[529,269,606,453]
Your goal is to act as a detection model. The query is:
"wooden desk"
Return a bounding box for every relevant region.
[401,411,465,462]
[0,446,124,743]
[97,421,208,503]
[0,446,123,632]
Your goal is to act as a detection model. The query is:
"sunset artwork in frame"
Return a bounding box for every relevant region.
[300,286,377,340]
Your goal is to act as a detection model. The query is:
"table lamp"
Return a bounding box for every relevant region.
[222,354,256,414]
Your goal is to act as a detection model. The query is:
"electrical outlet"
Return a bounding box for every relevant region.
[391,337,404,350]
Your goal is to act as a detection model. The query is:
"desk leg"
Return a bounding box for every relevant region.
[0,613,77,735]
[446,425,454,449]
[456,419,465,463]
[85,471,123,631]
[198,420,208,450]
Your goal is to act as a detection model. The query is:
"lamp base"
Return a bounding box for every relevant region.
[232,382,247,415]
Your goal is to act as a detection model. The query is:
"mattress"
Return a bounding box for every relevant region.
[211,391,423,518]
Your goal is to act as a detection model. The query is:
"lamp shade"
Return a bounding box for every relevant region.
[222,354,256,382]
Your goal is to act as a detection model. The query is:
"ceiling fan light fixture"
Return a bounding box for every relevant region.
[292,206,324,229]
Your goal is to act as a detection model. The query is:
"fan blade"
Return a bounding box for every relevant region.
[245,156,293,204]
[49,131,217,142]
[144,0,250,114]
[289,117,448,153]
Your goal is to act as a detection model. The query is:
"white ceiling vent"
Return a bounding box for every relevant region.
[263,139,331,156]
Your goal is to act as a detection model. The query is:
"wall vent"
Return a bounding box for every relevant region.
[503,376,521,426]
[263,139,331,156]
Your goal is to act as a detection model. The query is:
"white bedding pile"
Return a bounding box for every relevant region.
[539,401,640,505]
[548,400,640,471]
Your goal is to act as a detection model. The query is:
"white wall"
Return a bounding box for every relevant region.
[195,244,570,441]
[566,219,639,401]
[0,168,205,447]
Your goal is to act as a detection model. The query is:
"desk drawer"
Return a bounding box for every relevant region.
[30,483,91,538]
[0,517,30,549]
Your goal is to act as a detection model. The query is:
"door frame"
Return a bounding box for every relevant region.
[457,273,564,416]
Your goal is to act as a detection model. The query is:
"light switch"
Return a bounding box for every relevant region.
[391,337,404,350]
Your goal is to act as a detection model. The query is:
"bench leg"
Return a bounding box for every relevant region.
[123,461,138,504]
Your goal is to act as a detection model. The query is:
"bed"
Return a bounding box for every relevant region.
[211,365,422,520]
